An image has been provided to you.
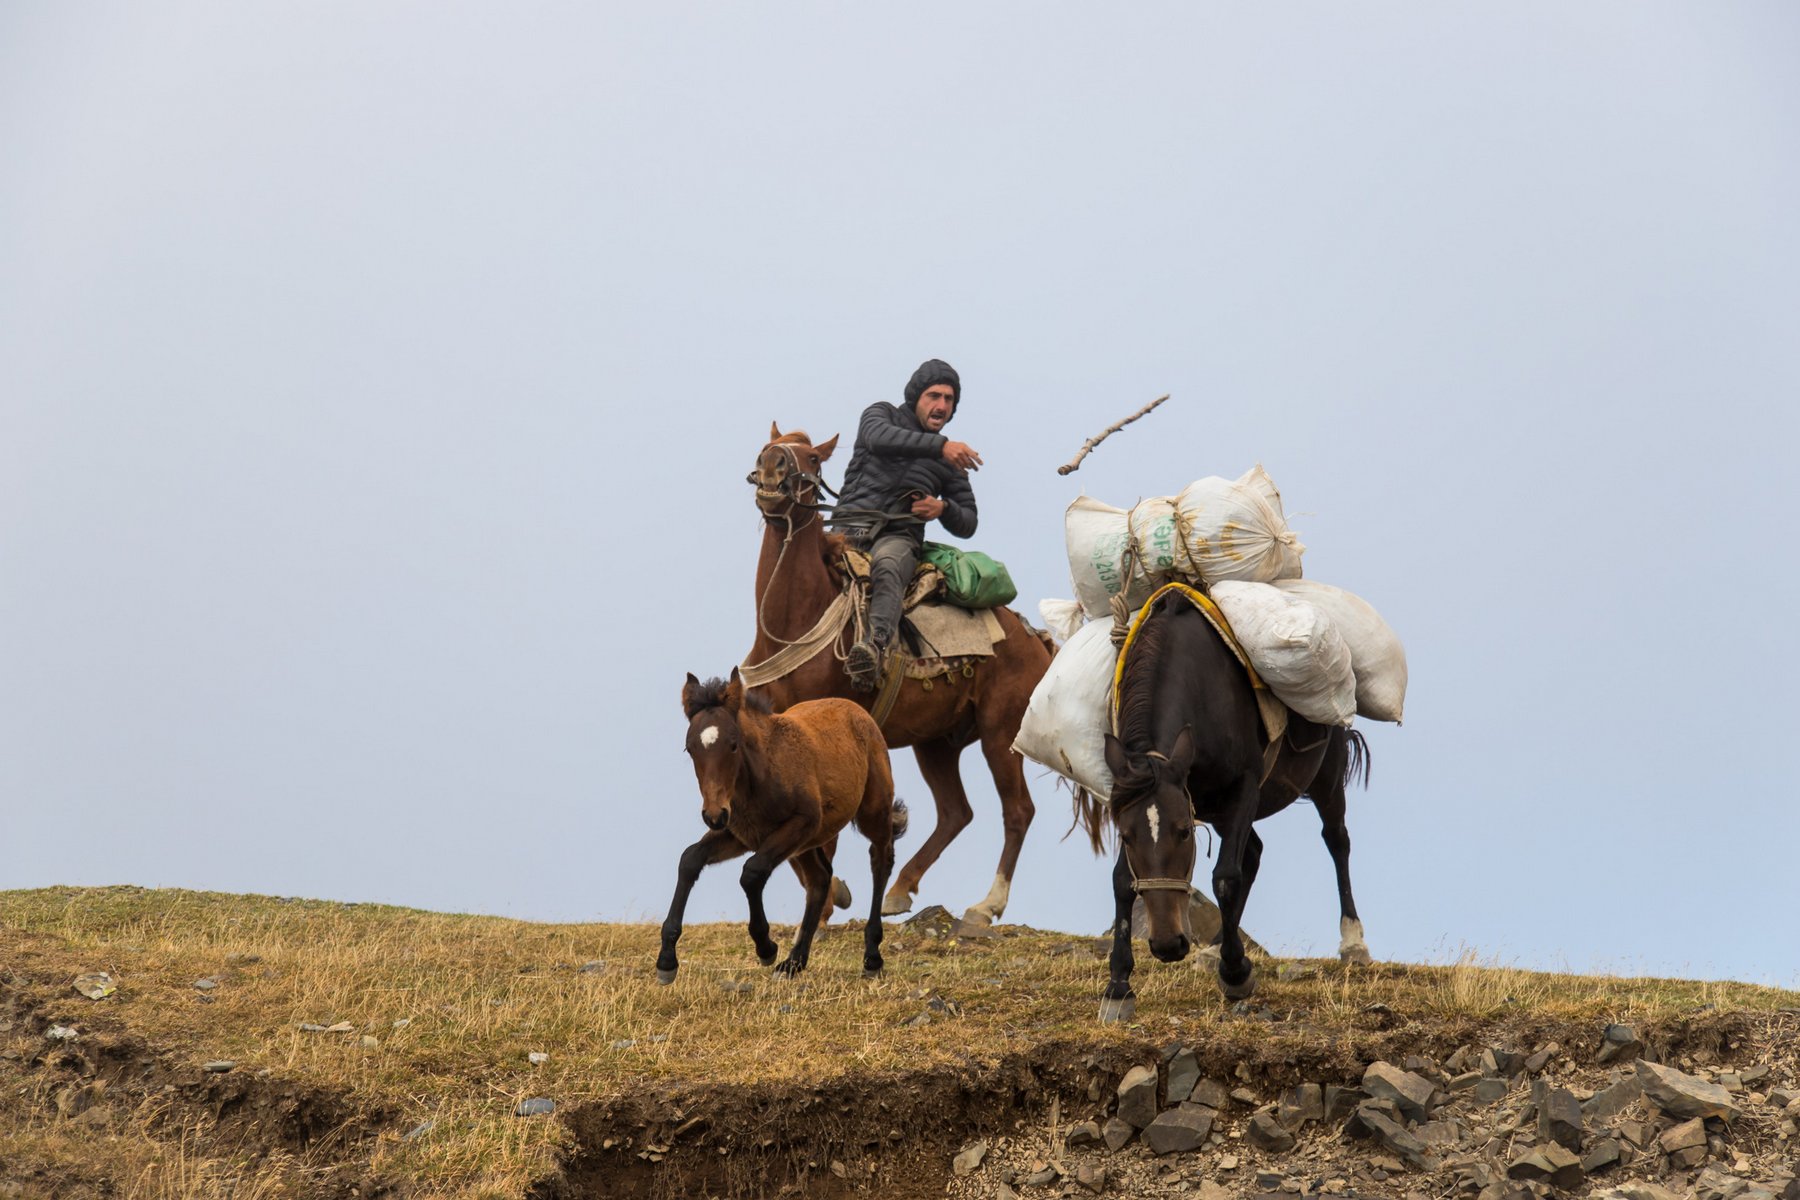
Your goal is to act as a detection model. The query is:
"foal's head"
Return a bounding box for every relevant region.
[1104,727,1198,963]
[749,425,839,522]
[681,668,765,831]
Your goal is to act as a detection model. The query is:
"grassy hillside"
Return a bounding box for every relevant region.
[2,887,1795,1198]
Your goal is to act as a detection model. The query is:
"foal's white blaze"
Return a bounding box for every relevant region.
[699,725,720,749]
[1146,806,1161,845]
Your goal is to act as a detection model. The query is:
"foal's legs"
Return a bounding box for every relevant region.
[1210,777,1262,999]
[742,815,815,966]
[884,738,972,915]
[655,829,748,985]
[775,847,835,977]
[1099,849,1139,1023]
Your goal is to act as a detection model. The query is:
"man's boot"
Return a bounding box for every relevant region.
[846,635,885,692]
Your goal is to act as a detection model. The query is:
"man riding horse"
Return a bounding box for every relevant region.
[835,358,986,690]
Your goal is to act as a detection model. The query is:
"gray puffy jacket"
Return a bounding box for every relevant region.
[832,402,978,543]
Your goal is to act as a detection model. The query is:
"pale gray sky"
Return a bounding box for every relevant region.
[4,4,1796,986]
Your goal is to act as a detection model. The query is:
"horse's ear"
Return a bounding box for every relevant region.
[769,421,782,442]
[815,434,839,462]
[1168,725,1195,776]
[726,666,744,709]
[681,672,701,717]
[1103,734,1129,783]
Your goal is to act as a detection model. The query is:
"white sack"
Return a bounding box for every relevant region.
[1209,580,1356,726]
[1065,496,1129,620]
[1273,580,1407,722]
[1012,619,1119,800]
[1174,466,1305,584]
[1037,597,1088,644]
[1065,496,1178,620]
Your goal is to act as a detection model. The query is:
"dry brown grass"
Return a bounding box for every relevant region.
[4,886,1795,1197]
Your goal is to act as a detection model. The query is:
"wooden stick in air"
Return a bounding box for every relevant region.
[1056,394,1171,475]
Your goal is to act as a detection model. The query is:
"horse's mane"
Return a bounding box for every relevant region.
[772,430,814,446]
[1112,598,1172,769]
[684,677,773,719]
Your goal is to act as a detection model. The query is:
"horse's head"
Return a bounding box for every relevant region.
[681,668,754,831]
[1104,727,1199,963]
[749,423,840,522]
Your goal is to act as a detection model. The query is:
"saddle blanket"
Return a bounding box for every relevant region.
[903,604,1006,669]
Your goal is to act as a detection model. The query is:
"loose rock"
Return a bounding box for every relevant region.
[1145,1104,1215,1154]
[514,1098,555,1117]
[1636,1060,1741,1121]
[1117,1064,1159,1129]
[1538,1086,1585,1151]
[1247,1110,1296,1152]
[1508,1144,1584,1189]
[952,1140,989,1176]
[1365,1061,1439,1122]
[1279,1083,1324,1130]
[202,1060,235,1073]
[1167,1048,1200,1104]
[1598,1024,1644,1065]
[72,973,116,1000]
[1102,1116,1135,1152]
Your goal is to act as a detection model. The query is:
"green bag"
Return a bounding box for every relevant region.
[920,542,1018,609]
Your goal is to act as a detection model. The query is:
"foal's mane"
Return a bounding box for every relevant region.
[683,677,773,720]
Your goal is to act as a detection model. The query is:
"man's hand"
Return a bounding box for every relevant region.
[911,496,946,521]
[941,440,983,471]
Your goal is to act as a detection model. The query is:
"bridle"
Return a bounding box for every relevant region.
[1122,748,1202,895]
[749,442,840,525]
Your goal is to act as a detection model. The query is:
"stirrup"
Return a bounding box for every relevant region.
[846,640,882,691]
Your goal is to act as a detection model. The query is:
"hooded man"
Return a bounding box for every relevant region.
[833,358,984,689]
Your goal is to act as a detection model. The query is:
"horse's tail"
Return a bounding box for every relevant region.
[891,797,910,841]
[1066,785,1109,856]
[1343,729,1372,791]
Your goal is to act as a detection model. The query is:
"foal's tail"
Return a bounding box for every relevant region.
[891,797,910,840]
[1344,729,1372,791]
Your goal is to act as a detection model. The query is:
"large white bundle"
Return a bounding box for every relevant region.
[1065,496,1180,620]
[1173,466,1305,584]
[1037,597,1087,644]
[1012,618,1119,800]
[1209,581,1356,726]
[1273,580,1406,722]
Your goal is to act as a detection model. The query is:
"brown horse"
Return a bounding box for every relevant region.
[1074,592,1373,1021]
[657,668,905,982]
[743,426,1053,927]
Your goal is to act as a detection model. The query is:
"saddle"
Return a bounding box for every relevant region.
[838,549,1006,716]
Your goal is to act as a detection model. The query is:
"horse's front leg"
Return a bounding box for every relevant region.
[656,829,746,984]
[1099,849,1139,1023]
[1211,780,1261,1000]
[742,815,814,967]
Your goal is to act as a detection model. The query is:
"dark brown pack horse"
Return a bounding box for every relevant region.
[1073,590,1372,1021]
[657,669,906,982]
[745,426,1054,927]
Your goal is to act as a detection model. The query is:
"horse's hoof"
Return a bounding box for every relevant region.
[773,960,804,978]
[1098,996,1136,1024]
[832,877,853,910]
[758,950,778,968]
[957,907,992,929]
[654,968,677,986]
[1217,968,1257,1001]
[862,964,884,980]
[881,890,914,917]
[1339,946,1373,966]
